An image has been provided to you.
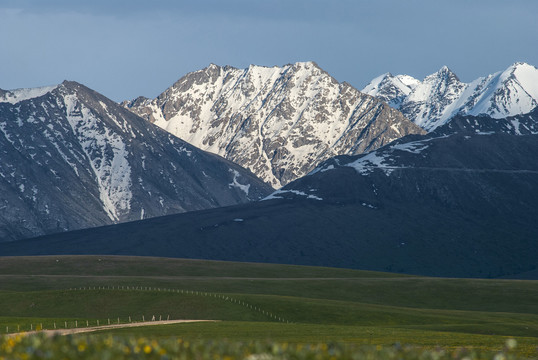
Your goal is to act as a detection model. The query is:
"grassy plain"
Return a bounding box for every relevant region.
[0,255,536,357]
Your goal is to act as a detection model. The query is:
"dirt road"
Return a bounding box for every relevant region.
[11,319,218,336]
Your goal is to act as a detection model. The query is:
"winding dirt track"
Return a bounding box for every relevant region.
[12,320,218,336]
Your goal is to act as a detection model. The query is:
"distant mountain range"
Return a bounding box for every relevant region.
[2,61,538,279]
[363,62,538,131]
[3,123,536,278]
[0,81,272,241]
[123,62,425,187]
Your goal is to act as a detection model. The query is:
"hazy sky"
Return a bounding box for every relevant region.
[1,0,537,101]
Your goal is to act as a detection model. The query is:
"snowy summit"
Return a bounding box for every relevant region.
[363,62,538,131]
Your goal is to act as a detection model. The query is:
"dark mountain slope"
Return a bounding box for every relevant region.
[1,133,537,279]
[432,107,538,136]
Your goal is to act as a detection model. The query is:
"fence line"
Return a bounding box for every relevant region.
[1,285,292,334]
[68,285,292,324]
[1,315,177,334]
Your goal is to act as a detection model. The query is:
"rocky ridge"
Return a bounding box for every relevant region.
[363,62,538,131]
[124,61,425,187]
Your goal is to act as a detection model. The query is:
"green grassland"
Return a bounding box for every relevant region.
[0,255,537,357]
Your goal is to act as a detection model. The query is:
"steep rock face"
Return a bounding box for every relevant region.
[124,62,425,187]
[0,81,272,241]
[399,66,467,130]
[363,62,538,131]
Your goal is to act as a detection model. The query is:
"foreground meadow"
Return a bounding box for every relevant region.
[0,256,536,358]
[0,334,528,360]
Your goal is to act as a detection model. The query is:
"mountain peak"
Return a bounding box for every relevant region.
[366,62,538,131]
[505,61,538,78]
[0,84,59,104]
[60,80,85,90]
[362,72,417,108]
[430,65,460,82]
[395,74,420,89]
[204,63,223,73]
[202,63,226,75]
[125,62,424,187]
[294,60,320,69]
[509,61,532,69]
[245,63,280,72]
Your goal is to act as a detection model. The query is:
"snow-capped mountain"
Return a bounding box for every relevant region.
[124,61,425,187]
[363,62,538,131]
[0,81,272,242]
[362,73,420,108]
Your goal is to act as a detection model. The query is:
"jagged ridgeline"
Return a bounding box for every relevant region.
[0,81,273,242]
[123,62,425,187]
[363,62,538,131]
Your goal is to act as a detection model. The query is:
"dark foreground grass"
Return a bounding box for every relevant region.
[0,333,531,360]
[94,321,538,357]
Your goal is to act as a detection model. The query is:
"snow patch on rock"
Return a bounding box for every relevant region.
[64,94,132,221]
[229,169,250,196]
[0,85,58,104]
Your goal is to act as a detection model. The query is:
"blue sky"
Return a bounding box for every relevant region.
[1,0,537,101]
